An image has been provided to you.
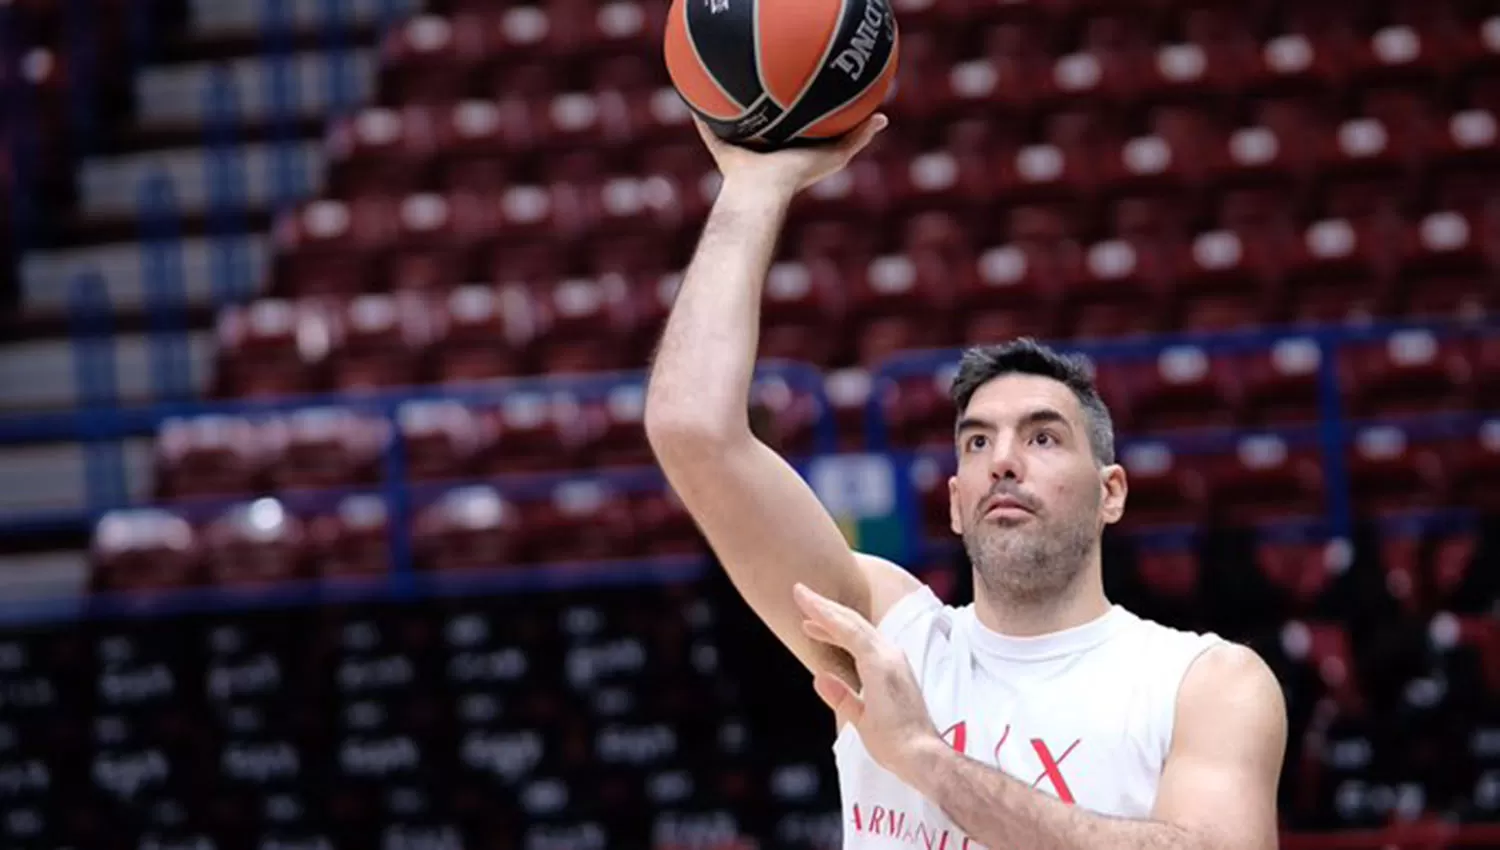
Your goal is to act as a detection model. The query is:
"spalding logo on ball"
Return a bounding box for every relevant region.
[664,0,899,148]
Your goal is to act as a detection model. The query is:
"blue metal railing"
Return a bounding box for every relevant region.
[868,319,1500,552]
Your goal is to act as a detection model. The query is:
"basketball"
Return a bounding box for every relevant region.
[663,0,899,149]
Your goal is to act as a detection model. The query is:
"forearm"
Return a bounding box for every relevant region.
[907,741,1208,850]
[645,178,794,439]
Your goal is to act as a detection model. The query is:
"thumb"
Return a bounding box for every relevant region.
[813,669,866,726]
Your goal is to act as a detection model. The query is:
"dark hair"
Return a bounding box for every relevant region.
[949,338,1116,465]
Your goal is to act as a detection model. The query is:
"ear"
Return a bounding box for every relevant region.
[1100,463,1128,525]
[948,474,963,537]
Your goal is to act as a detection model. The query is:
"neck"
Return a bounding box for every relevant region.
[970,558,1110,638]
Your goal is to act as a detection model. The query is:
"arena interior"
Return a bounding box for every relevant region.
[1,0,1499,847]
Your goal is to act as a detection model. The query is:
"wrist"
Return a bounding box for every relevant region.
[895,732,954,797]
[717,171,799,206]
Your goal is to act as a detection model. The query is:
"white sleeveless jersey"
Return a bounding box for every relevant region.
[833,585,1223,849]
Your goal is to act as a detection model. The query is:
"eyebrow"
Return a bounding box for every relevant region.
[955,408,1072,437]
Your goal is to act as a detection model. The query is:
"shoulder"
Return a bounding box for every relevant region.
[853,552,928,627]
[1172,642,1289,761]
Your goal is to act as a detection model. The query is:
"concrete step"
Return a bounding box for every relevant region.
[135,49,377,128]
[77,140,324,217]
[21,235,269,312]
[0,332,215,412]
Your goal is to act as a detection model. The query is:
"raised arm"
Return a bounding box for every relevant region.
[644,115,920,685]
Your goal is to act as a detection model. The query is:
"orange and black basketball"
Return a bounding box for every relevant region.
[663,0,899,149]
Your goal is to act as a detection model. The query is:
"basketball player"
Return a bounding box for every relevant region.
[644,112,1288,850]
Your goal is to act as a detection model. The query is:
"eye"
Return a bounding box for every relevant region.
[964,434,989,452]
[1033,431,1058,447]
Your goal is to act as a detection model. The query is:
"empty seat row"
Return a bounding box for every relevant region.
[91,484,701,590]
[313,95,1500,213]
[373,6,1500,106]
[246,216,1500,381]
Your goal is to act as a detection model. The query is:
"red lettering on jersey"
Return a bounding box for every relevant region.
[1031,738,1081,805]
[940,721,967,755]
[851,803,864,832]
[888,809,907,837]
[871,805,887,834]
[992,723,1011,762]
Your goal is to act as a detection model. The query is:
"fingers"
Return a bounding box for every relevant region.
[813,669,866,725]
[793,583,879,657]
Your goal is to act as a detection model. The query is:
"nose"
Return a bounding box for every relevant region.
[987,433,1025,482]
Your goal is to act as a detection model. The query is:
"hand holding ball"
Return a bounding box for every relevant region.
[664,0,899,149]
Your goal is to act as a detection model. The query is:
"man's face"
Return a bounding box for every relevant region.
[947,374,1128,602]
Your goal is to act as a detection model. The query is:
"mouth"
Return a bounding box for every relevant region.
[981,494,1036,520]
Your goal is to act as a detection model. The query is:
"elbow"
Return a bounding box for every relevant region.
[643,401,749,463]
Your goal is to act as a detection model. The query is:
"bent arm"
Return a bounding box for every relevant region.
[645,177,919,685]
[902,643,1287,850]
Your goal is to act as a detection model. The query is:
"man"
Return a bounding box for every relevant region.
[643,112,1288,850]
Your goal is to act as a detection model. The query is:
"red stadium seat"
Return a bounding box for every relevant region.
[749,376,822,456]
[956,244,1062,343]
[1311,117,1415,221]
[434,284,538,383]
[1396,210,1495,320]
[1238,337,1326,424]
[263,408,388,492]
[1476,334,1500,410]
[484,392,587,473]
[1132,538,1202,610]
[270,197,394,298]
[1204,126,1301,233]
[1345,425,1448,515]
[1204,435,1326,522]
[1428,108,1500,211]
[882,367,957,450]
[91,509,202,591]
[308,495,391,579]
[825,367,873,451]
[1281,218,1395,325]
[1057,239,1168,339]
[581,384,651,468]
[154,415,267,500]
[523,481,638,563]
[399,400,493,482]
[632,489,700,557]
[849,252,957,366]
[759,259,848,366]
[995,142,1092,208]
[1111,346,1241,432]
[532,275,638,374]
[885,149,995,217]
[412,485,525,572]
[201,499,308,586]
[1278,620,1363,711]
[1096,135,1195,231]
[327,293,437,391]
[1115,442,1209,527]
[1448,419,1500,513]
[378,14,482,104]
[1338,329,1474,418]
[1169,229,1276,332]
[324,107,435,199]
[1378,523,1481,619]
[213,299,333,398]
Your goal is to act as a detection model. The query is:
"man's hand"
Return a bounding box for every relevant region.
[793,582,940,779]
[694,113,888,197]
